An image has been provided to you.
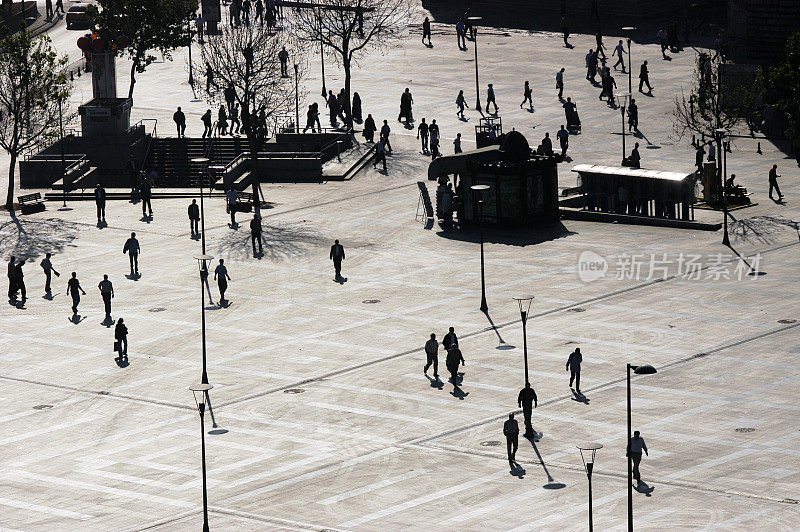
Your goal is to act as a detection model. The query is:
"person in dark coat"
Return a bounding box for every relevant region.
[422,16,432,46]
[98,274,114,321]
[7,256,16,300]
[518,382,538,438]
[327,90,339,126]
[446,346,465,388]
[363,114,376,142]
[94,183,106,223]
[173,106,186,137]
[250,214,263,256]
[566,347,583,393]
[503,413,519,466]
[424,333,439,379]
[188,199,200,237]
[329,239,345,279]
[352,92,362,123]
[13,260,26,301]
[115,317,128,360]
[443,326,458,351]
[123,232,140,275]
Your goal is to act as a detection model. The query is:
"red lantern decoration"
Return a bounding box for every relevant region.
[77,36,90,50]
[91,37,105,51]
[117,36,129,49]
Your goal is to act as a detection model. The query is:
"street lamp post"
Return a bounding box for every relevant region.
[318,9,326,98]
[471,184,490,312]
[191,157,210,254]
[190,383,213,532]
[513,296,535,385]
[621,27,636,95]
[715,128,730,246]
[468,16,482,113]
[294,63,300,133]
[187,17,195,91]
[194,254,214,386]
[627,363,657,531]
[617,93,631,165]
[578,442,603,532]
[58,92,67,210]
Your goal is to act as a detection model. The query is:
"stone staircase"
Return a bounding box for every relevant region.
[148,137,248,187]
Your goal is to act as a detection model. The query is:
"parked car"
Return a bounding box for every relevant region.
[66,5,91,29]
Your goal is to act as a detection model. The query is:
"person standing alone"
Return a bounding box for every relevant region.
[329,239,345,280]
[250,214,263,256]
[94,183,106,224]
[188,199,200,238]
[173,107,186,137]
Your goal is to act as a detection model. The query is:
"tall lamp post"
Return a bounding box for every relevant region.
[189,383,213,532]
[194,254,214,386]
[578,442,603,532]
[188,17,195,88]
[627,363,657,531]
[468,16,482,113]
[471,184,490,312]
[318,8,326,98]
[294,63,300,133]
[191,157,210,254]
[616,93,631,165]
[621,27,636,95]
[714,128,730,246]
[513,296,535,385]
[57,84,68,210]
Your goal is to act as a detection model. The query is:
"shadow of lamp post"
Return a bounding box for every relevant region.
[467,16,483,113]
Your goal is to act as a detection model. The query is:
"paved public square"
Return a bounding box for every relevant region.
[1,1,800,530]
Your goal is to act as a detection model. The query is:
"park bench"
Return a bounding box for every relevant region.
[18,192,45,214]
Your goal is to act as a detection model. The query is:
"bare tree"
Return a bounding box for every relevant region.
[673,53,757,144]
[292,0,413,128]
[0,30,71,213]
[195,24,302,211]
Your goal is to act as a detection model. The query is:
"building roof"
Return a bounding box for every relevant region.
[571,164,691,182]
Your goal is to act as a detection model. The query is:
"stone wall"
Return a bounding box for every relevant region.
[728,0,800,65]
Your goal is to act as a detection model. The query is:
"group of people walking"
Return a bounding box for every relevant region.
[7,254,129,361]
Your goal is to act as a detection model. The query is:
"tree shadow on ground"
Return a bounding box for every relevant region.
[729,215,799,245]
[437,221,576,247]
[0,215,81,260]
[215,221,326,261]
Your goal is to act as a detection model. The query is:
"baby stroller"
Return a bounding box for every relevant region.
[565,102,581,134]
